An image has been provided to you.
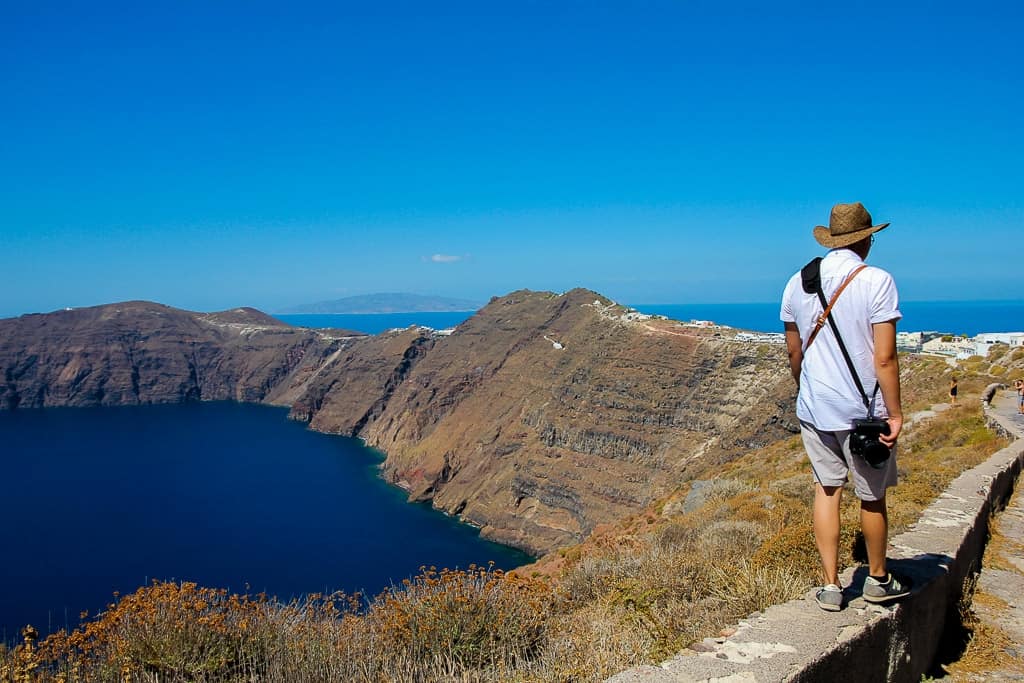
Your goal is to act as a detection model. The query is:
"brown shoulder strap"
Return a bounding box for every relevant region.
[803,265,868,352]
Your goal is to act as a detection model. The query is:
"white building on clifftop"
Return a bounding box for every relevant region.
[972,332,1024,357]
[922,336,976,359]
[975,332,1024,347]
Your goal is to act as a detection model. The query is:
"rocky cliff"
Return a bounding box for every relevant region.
[0,302,351,408]
[1,292,796,556]
[288,289,797,555]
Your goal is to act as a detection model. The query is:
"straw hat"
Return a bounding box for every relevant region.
[813,202,890,248]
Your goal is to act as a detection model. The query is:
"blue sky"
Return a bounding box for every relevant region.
[2,1,1021,316]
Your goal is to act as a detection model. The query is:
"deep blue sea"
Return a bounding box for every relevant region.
[0,403,531,641]
[280,300,1024,337]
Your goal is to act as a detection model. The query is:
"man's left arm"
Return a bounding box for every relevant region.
[873,319,903,446]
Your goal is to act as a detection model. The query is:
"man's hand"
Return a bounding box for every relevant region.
[881,415,902,447]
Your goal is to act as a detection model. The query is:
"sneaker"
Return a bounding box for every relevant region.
[815,584,843,611]
[863,572,913,603]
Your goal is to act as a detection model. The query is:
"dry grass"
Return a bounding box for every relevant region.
[982,520,1024,573]
[887,405,1008,532]
[1,566,552,683]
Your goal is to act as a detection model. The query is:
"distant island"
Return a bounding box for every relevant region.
[277,293,483,315]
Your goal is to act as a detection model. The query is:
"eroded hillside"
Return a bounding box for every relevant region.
[290,289,797,554]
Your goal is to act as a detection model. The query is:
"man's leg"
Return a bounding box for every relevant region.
[813,484,843,586]
[861,497,888,578]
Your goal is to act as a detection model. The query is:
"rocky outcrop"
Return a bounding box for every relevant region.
[0,302,348,409]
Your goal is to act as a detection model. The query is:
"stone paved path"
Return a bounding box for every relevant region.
[952,391,1024,681]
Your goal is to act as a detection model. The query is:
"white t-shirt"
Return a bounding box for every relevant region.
[780,249,902,431]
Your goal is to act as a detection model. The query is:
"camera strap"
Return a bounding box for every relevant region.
[802,260,880,417]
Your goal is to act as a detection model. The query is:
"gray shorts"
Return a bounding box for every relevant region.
[800,421,898,501]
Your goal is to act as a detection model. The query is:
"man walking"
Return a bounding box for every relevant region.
[780,202,912,611]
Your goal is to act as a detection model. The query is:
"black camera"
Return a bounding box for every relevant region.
[850,417,892,469]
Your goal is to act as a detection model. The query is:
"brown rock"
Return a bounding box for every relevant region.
[0,301,347,408]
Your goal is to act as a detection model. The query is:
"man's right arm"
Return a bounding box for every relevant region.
[784,321,802,387]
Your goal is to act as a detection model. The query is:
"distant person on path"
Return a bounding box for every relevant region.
[1014,379,1023,414]
[781,201,912,612]
[949,377,958,406]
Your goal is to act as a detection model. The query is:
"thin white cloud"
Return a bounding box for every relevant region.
[429,254,462,263]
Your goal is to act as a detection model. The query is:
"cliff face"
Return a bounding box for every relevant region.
[0,302,347,409]
[288,328,436,435]
[292,289,797,555]
[1,292,797,557]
